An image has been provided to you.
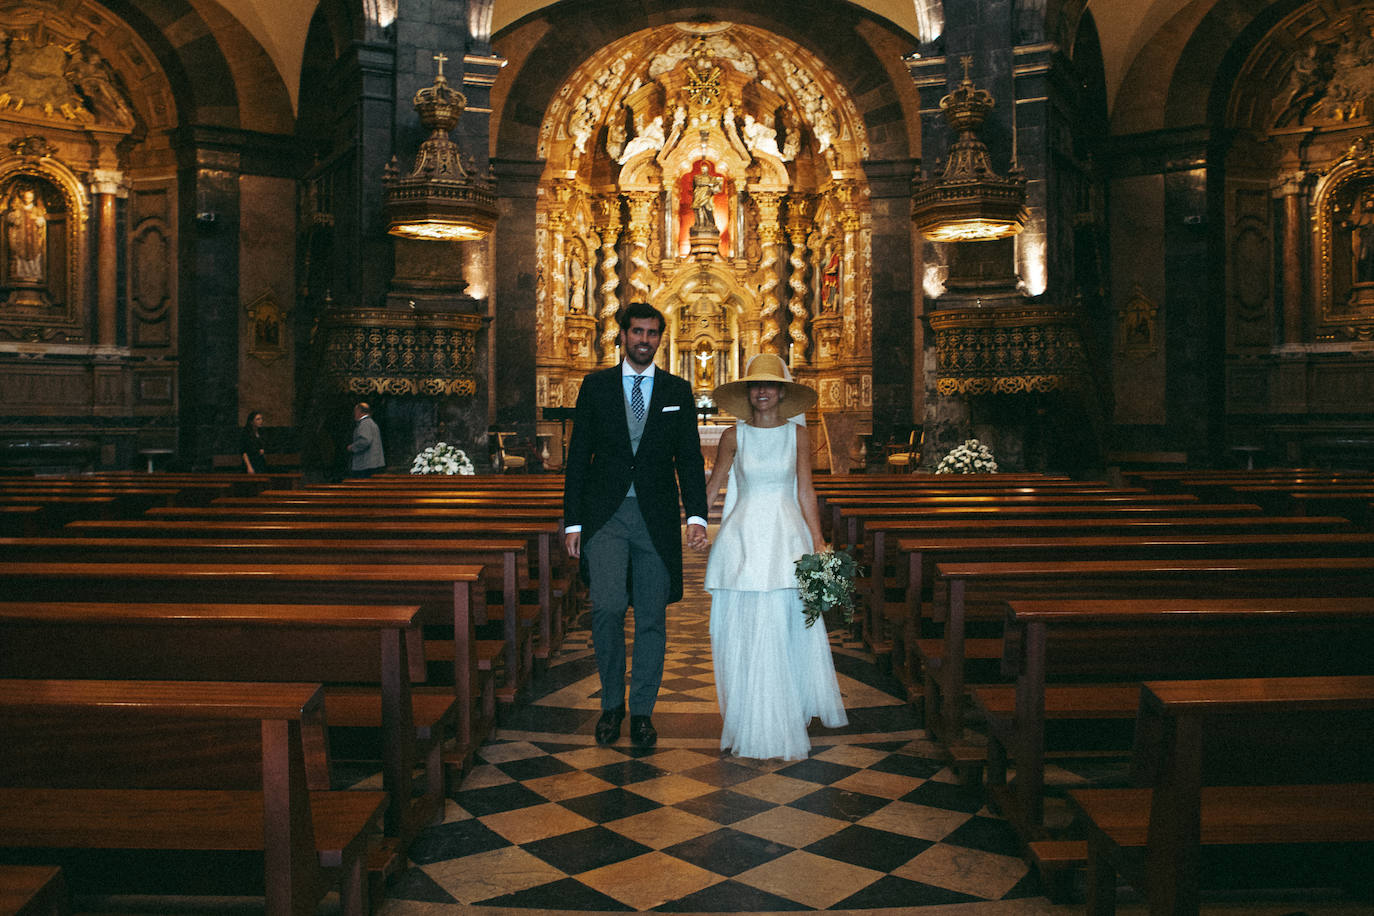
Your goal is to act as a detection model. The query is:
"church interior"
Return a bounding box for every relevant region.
[2,1,1374,914]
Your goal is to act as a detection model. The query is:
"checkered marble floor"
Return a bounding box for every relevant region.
[379,539,1067,914]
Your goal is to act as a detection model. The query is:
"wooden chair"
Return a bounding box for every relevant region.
[885,427,922,473]
[495,433,526,473]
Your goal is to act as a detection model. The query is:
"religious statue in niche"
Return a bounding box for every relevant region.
[4,184,46,285]
[567,245,587,314]
[1341,187,1374,289]
[677,159,732,257]
[692,169,723,230]
[819,240,840,312]
[694,340,714,389]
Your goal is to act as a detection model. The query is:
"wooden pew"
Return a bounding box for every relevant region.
[0,496,117,529]
[973,597,1374,835]
[920,556,1374,742]
[0,560,487,801]
[65,517,565,685]
[1068,676,1374,916]
[0,479,233,507]
[93,470,303,492]
[887,530,1374,687]
[0,600,437,844]
[822,490,1203,548]
[0,534,527,724]
[0,866,65,916]
[834,500,1261,554]
[0,679,386,916]
[858,512,1354,660]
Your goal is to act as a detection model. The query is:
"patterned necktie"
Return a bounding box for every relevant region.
[631,375,645,422]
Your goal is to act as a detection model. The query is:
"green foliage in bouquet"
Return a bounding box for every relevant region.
[795,548,860,629]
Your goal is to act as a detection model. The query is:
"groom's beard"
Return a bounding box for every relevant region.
[625,345,656,370]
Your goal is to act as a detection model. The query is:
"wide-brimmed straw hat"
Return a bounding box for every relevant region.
[711,353,817,420]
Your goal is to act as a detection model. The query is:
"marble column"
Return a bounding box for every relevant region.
[1277,173,1307,346]
[92,169,123,347]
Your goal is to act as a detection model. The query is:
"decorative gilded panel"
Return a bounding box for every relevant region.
[930,306,1088,396]
[1313,134,1374,341]
[322,309,482,397]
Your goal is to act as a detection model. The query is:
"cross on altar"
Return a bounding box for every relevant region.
[433,52,448,78]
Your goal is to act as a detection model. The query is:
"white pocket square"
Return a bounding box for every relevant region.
[661,405,680,412]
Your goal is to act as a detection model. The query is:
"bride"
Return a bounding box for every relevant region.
[700,354,847,760]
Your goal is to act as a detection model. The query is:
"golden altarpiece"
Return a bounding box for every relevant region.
[531,23,874,466]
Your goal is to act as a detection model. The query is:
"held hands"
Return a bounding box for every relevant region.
[686,523,709,552]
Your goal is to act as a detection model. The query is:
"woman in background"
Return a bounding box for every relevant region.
[240,411,266,473]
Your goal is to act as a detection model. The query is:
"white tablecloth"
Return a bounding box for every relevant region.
[699,424,729,470]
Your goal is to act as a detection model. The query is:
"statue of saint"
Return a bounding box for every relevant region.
[691,169,723,232]
[5,186,46,284]
[567,247,587,313]
[1344,189,1374,285]
[820,242,841,311]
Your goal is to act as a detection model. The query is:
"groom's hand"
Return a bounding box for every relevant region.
[564,531,581,558]
[686,523,708,551]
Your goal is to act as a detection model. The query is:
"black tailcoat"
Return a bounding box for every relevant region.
[563,364,708,603]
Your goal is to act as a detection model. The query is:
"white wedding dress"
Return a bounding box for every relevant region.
[704,421,848,760]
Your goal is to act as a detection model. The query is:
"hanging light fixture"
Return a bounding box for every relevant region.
[910,56,1026,242]
[383,53,498,241]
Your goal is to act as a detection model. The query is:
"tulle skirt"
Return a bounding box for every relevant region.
[709,586,848,761]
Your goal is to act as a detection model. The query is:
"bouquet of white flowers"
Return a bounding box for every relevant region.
[934,438,999,474]
[409,442,475,475]
[794,548,860,629]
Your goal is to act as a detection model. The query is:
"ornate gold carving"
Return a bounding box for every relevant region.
[1313,134,1374,339]
[596,196,622,364]
[321,309,481,397]
[931,306,1088,395]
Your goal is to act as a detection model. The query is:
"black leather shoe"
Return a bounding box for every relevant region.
[629,715,656,749]
[595,707,625,745]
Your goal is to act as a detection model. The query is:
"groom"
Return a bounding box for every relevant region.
[564,302,709,748]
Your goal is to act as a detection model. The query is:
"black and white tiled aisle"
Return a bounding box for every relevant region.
[378,537,1074,915]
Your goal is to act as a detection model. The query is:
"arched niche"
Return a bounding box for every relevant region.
[0,151,90,336]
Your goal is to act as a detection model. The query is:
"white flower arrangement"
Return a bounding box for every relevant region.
[409,441,475,475]
[935,438,999,474]
[795,548,860,629]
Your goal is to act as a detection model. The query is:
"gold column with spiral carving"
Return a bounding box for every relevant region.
[786,194,812,366]
[626,192,656,307]
[754,191,784,355]
[596,195,623,365]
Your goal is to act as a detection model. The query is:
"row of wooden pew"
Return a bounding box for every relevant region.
[0,472,577,915]
[811,469,1374,913]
